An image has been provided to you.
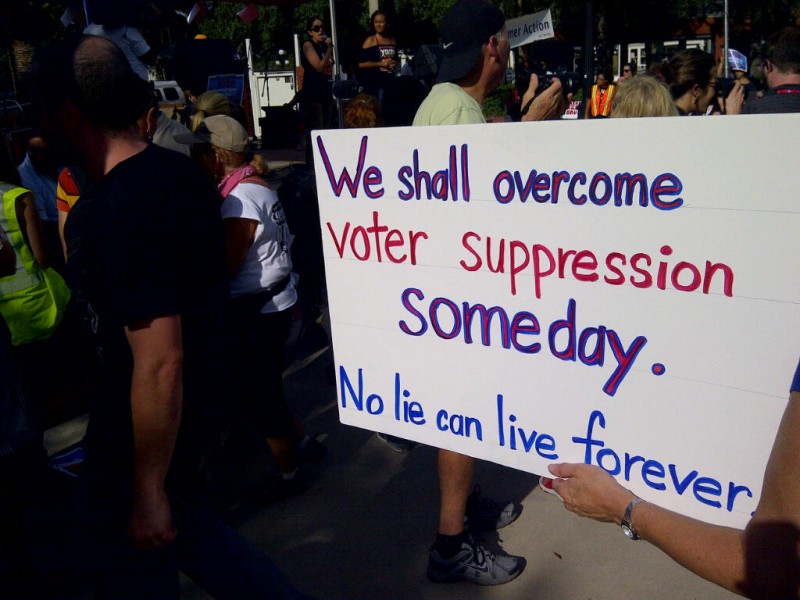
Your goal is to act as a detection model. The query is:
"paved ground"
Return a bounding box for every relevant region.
[174,336,740,600]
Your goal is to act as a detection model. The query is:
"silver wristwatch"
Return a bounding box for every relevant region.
[621,497,645,540]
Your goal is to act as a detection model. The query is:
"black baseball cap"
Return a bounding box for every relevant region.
[437,0,505,83]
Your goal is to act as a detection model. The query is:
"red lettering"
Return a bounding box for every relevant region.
[326,212,427,264]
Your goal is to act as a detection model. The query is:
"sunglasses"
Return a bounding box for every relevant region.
[311,25,324,32]
[622,68,632,73]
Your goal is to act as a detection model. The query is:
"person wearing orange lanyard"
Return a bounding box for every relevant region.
[727,26,800,115]
[584,67,616,119]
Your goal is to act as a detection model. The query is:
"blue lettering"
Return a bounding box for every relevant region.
[338,366,383,414]
[399,288,427,336]
[494,170,515,204]
[573,409,606,465]
[641,459,667,491]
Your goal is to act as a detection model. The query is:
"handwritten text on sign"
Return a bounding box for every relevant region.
[313,115,800,528]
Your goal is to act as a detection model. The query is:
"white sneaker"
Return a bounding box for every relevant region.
[427,534,526,585]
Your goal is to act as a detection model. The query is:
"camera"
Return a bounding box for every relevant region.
[536,70,581,97]
[517,67,581,118]
[715,76,748,100]
[517,66,581,98]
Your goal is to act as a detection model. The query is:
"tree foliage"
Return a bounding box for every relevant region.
[173,0,800,77]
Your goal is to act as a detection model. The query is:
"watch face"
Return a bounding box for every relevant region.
[621,524,638,540]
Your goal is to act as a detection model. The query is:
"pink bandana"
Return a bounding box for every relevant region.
[218,164,258,198]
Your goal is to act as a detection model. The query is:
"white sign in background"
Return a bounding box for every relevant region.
[506,9,554,48]
[313,115,800,528]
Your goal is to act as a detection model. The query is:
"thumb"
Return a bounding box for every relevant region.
[548,462,578,478]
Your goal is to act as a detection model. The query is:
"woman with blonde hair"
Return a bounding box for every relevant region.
[189,90,247,132]
[178,115,325,493]
[610,75,679,118]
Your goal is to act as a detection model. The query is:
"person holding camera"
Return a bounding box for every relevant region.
[714,49,757,115]
[727,27,800,115]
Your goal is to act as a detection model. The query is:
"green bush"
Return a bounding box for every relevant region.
[483,83,515,118]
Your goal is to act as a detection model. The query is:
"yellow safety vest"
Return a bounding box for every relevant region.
[0,182,70,345]
[590,84,616,117]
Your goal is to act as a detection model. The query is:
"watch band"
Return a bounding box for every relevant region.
[621,497,645,540]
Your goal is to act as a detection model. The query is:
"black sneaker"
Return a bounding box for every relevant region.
[427,534,526,585]
[465,485,522,531]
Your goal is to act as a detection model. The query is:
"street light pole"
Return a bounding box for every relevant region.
[723,0,730,77]
[329,0,344,128]
[583,1,594,104]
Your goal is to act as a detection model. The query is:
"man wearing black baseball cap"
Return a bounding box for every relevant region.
[414,0,563,126]
[414,0,563,587]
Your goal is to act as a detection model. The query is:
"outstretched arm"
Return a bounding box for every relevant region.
[548,391,800,597]
[550,462,746,594]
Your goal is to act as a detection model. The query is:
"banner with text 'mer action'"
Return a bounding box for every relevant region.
[312,114,800,528]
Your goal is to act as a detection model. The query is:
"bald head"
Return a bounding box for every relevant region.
[31,34,152,132]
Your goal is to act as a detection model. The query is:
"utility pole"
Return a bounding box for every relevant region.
[723,0,730,77]
[583,2,594,104]
[369,0,379,14]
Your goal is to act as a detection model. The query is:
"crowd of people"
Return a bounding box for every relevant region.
[0,0,799,598]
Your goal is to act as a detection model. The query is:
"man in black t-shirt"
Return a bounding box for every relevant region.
[31,35,312,599]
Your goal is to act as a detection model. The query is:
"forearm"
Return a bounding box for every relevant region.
[632,502,747,595]
[125,315,183,548]
[306,45,333,73]
[319,49,333,72]
[551,462,749,595]
[130,352,183,497]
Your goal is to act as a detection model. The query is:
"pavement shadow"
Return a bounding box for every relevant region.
[205,342,539,600]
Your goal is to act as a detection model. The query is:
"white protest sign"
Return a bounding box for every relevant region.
[507,9,554,48]
[312,114,800,529]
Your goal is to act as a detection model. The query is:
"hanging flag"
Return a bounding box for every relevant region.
[237,4,259,24]
[187,1,207,24]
